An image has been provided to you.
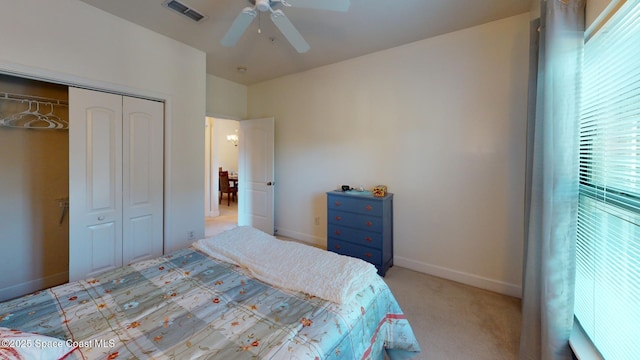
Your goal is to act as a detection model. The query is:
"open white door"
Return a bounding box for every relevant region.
[238,118,275,234]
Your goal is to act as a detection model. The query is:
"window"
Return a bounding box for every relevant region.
[575,1,640,359]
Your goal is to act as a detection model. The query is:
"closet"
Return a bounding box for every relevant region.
[0,78,164,299]
[0,75,69,301]
[69,88,164,282]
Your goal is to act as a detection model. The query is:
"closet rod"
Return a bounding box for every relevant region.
[0,92,68,106]
[0,92,69,130]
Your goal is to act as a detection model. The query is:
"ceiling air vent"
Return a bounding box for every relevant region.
[162,0,208,23]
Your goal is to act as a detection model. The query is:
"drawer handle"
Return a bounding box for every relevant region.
[335,230,341,235]
[365,205,373,211]
[365,237,372,242]
[365,221,372,227]
[334,244,341,250]
[335,201,341,207]
[335,215,342,221]
[365,252,372,258]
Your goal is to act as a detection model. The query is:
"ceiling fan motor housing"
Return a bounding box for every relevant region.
[255,0,271,12]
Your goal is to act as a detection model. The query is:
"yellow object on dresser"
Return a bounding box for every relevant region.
[372,185,387,197]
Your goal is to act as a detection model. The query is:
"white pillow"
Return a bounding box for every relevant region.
[0,327,77,360]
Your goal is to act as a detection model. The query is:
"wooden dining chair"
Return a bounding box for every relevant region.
[219,171,237,206]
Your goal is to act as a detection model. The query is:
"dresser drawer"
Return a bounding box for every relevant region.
[326,191,393,277]
[328,238,382,267]
[327,196,383,216]
[328,210,383,232]
[328,224,383,249]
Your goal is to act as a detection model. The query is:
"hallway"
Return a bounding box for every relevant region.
[205,200,237,238]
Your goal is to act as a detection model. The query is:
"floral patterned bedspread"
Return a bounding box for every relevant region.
[0,248,420,359]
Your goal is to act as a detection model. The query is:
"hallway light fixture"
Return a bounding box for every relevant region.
[227,134,238,146]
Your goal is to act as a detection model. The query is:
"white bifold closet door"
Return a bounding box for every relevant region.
[69,87,163,282]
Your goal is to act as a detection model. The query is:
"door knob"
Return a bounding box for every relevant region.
[98,216,105,221]
[267,181,274,186]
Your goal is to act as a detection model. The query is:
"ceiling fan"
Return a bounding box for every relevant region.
[221,0,350,53]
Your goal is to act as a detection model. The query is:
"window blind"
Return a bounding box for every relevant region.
[576,1,640,359]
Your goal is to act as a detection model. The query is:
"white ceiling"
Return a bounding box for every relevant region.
[78,0,532,85]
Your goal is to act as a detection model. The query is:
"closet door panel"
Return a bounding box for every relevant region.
[87,222,120,273]
[122,96,164,265]
[69,88,123,281]
[88,112,119,210]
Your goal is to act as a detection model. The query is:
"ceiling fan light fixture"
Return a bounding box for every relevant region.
[222,0,350,52]
[255,0,271,12]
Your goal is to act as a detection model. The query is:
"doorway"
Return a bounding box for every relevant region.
[204,116,239,237]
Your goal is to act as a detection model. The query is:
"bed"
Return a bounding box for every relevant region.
[0,226,420,359]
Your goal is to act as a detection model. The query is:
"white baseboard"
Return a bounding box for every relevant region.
[274,228,523,298]
[206,209,220,218]
[395,256,522,298]
[0,272,68,302]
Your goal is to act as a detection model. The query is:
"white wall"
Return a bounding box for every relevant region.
[0,0,206,297]
[215,119,240,172]
[248,13,530,297]
[206,74,247,120]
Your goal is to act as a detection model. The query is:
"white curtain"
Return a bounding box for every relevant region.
[519,1,584,359]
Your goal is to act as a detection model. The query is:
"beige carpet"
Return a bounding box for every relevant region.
[384,266,521,360]
[205,208,522,360]
[205,201,238,238]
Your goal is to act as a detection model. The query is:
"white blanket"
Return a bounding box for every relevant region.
[193,226,379,304]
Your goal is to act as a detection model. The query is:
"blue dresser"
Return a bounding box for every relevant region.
[327,190,393,276]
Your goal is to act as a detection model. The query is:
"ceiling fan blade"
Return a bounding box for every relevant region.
[221,7,257,47]
[283,0,350,12]
[271,10,310,53]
